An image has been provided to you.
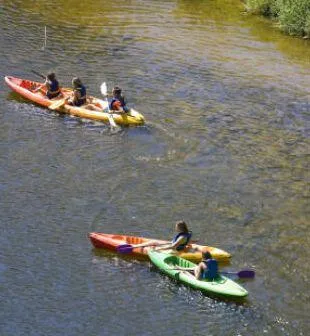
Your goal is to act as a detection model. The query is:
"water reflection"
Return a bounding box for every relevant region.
[1,0,309,335]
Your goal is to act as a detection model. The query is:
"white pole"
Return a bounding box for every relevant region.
[44,26,47,48]
[42,26,47,50]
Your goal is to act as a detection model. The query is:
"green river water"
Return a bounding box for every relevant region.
[1,0,309,335]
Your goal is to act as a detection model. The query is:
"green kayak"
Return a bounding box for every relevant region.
[148,250,248,299]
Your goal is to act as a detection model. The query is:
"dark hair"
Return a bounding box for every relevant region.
[175,221,189,233]
[113,86,122,94]
[72,77,82,87]
[202,251,212,260]
[47,72,56,81]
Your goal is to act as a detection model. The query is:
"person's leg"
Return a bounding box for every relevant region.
[84,104,102,112]
[194,263,205,279]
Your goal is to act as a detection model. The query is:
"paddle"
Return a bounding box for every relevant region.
[100,82,118,128]
[164,266,194,272]
[220,269,255,278]
[48,98,66,110]
[117,242,171,254]
[117,239,199,254]
[165,268,255,279]
[31,70,46,80]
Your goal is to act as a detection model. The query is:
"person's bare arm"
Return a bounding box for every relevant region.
[155,236,187,251]
[33,81,46,93]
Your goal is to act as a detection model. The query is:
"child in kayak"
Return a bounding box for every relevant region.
[110,86,129,112]
[175,251,219,280]
[34,72,62,99]
[194,251,219,280]
[67,77,87,106]
[65,77,103,112]
[154,221,192,252]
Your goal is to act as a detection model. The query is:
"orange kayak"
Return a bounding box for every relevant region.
[4,76,145,126]
[88,232,231,262]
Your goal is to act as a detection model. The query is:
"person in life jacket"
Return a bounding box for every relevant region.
[109,86,129,112]
[34,72,61,99]
[154,221,192,252]
[194,251,219,280]
[174,251,219,280]
[67,77,87,107]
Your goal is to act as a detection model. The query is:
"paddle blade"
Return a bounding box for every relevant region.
[49,98,66,110]
[221,269,255,278]
[100,82,107,96]
[116,244,134,254]
[108,113,117,128]
[238,270,255,278]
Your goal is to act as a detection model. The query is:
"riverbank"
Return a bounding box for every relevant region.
[244,0,310,38]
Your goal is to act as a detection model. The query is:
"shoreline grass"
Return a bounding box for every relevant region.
[244,0,310,38]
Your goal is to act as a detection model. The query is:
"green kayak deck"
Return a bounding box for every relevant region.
[148,250,248,299]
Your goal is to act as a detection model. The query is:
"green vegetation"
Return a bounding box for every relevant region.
[244,0,310,37]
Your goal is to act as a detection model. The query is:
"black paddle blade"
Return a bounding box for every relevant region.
[238,270,255,278]
[116,244,134,254]
[221,269,255,278]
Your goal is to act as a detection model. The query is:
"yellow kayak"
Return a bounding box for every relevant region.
[4,76,145,126]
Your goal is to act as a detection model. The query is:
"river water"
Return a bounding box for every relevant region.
[1,1,309,335]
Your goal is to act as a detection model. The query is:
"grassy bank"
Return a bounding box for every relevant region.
[244,0,310,37]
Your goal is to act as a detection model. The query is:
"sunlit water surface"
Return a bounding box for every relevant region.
[1,0,309,335]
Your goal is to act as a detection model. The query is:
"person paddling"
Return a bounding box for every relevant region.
[175,251,219,280]
[154,221,192,252]
[110,86,129,112]
[34,72,62,99]
[194,251,219,280]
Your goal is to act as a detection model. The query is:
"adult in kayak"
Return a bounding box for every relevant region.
[34,72,62,99]
[154,221,193,252]
[175,251,219,280]
[110,86,129,112]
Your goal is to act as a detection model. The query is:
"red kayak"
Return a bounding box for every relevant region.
[88,232,231,262]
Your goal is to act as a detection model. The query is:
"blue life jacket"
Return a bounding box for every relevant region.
[202,259,218,280]
[75,85,87,106]
[110,96,128,111]
[109,98,117,110]
[49,79,59,93]
[46,79,60,99]
[172,231,192,251]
